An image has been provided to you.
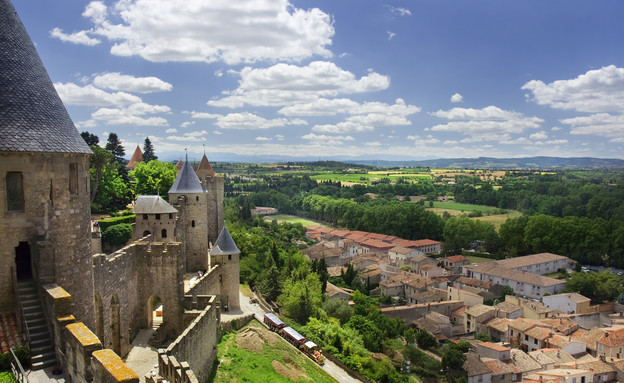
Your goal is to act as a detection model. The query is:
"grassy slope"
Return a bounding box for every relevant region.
[210,320,338,383]
[265,214,332,228]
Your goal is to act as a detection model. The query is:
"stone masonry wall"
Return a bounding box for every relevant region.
[201,175,224,245]
[0,152,94,327]
[186,264,220,297]
[160,296,218,383]
[171,194,209,272]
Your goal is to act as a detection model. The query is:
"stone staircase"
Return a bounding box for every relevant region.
[17,280,58,370]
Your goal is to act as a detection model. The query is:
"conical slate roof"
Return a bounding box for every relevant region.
[210,226,240,255]
[0,0,91,154]
[196,154,216,177]
[126,145,143,169]
[168,157,206,194]
[134,195,177,214]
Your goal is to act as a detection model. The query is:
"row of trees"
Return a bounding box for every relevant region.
[81,131,165,212]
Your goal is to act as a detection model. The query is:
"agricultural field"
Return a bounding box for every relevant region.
[430,201,502,213]
[425,201,522,229]
[264,214,332,228]
[472,210,522,229]
[210,320,338,383]
[310,171,432,185]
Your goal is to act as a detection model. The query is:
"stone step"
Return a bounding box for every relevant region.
[31,358,57,371]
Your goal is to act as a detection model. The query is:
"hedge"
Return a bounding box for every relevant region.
[98,215,135,231]
[102,223,134,246]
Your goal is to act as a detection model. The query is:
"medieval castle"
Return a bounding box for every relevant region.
[0,0,238,381]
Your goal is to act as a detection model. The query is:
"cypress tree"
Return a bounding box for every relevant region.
[142,137,158,163]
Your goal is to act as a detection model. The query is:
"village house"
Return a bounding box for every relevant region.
[523,326,553,352]
[542,293,592,315]
[419,264,447,278]
[477,342,511,361]
[482,358,514,383]
[440,254,468,273]
[482,317,512,342]
[388,246,424,265]
[465,304,497,333]
[463,353,493,383]
[596,329,624,361]
[448,286,485,307]
[494,252,572,275]
[546,334,587,356]
[509,349,544,381]
[408,253,438,272]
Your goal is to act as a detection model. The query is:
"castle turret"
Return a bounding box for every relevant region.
[168,157,209,272]
[126,145,143,169]
[210,226,240,311]
[0,0,94,325]
[196,154,224,244]
[133,195,177,242]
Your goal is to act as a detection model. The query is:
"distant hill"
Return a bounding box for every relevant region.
[350,157,624,170]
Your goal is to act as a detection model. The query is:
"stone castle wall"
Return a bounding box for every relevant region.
[211,253,240,311]
[0,152,94,327]
[186,265,221,297]
[201,175,224,245]
[133,213,177,242]
[171,194,209,272]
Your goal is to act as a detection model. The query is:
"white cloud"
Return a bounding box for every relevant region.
[275,134,285,141]
[93,72,173,93]
[388,6,411,16]
[166,128,178,133]
[192,111,307,130]
[450,93,463,103]
[54,82,141,106]
[529,131,548,140]
[365,141,382,147]
[407,135,440,144]
[92,107,169,126]
[551,126,563,131]
[166,135,206,142]
[561,113,624,138]
[50,28,101,46]
[431,106,543,142]
[208,61,390,108]
[62,0,334,64]
[302,133,354,145]
[522,65,624,113]
[214,70,223,78]
[180,122,194,128]
[255,136,272,141]
[387,31,396,40]
[184,130,208,137]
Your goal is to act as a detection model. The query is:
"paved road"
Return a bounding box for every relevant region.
[224,289,362,383]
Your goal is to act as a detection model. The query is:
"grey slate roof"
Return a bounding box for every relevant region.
[210,226,240,255]
[134,195,177,214]
[0,0,91,154]
[168,159,206,194]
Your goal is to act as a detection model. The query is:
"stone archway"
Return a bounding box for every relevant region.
[14,241,32,280]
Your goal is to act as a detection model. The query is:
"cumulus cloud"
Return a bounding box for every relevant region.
[208,61,390,108]
[387,31,396,40]
[93,72,173,93]
[91,106,169,126]
[561,113,624,139]
[302,133,354,145]
[450,93,463,103]
[529,131,548,140]
[166,128,178,133]
[431,106,543,142]
[50,28,101,46]
[56,0,334,64]
[54,83,141,106]
[522,65,624,113]
[255,136,272,141]
[191,111,307,130]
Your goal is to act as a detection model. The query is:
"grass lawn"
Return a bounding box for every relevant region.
[265,214,332,228]
[310,172,431,185]
[543,271,569,280]
[240,284,253,298]
[471,210,522,229]
[210,320,338,383]
[0,371,16,383]
[464,255,496,264]
[431,201,501,213]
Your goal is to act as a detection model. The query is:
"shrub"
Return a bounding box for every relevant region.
[102,223,133,246]
[98,215,135,231]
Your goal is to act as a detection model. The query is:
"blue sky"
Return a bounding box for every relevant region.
[13,0,624,161]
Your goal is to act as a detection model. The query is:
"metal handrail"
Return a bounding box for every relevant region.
[11,269,31,346]
[10,347,29,383]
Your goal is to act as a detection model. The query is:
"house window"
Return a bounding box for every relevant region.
[169,214,173,219]
[6,172,25,211]
[69,163,78,195]
[228,254,232,260]
[162,229,167,238]
[155,214,161,220]
[143,214,148,220]
[196,196,199,201]
[525,335,528,341]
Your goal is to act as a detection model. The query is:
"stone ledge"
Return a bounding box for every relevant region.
[92,349,139,382]
[66,322,102,347]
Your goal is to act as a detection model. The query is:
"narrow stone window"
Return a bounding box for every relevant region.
[69,163,79,195]
[162,229,167,238]
[169,213,173,219]
[49,179,54,206]
[196,196,199,201]
[192,220,195,227]
[155,214,161,220]
[228,254,232,261]
[6,172,25,211]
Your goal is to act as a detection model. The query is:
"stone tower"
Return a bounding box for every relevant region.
[196,154,224,245]
[0,0,94,325]
[210,226,240,311]
[132,195,178,242]
[168,158,209,272]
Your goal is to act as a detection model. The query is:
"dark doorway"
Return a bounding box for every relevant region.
[15,242,32,280]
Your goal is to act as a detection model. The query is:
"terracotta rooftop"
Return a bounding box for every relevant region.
[463,353,492,377]
[525,326,553,341]
[360,239,395,249]
[528,348,575,365]
[509,349,543,374]
[482,358,515,375]
[508,318,537,332]
[465,304,496,317]
[126,145,143,169]
[195,154,216,177]
[478,342,511,352]
[463,262,566,287]
[444,255,467,263]
[389,246,415,255]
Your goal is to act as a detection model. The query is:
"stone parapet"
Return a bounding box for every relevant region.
[92,349,139,383]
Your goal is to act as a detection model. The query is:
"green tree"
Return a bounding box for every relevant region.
[130,160,177,197]
[442,348,466,371]
[278,273,323,324]
[81,131,99,146]
[323,298,353,324]
[475,332,491,342]
[89,146,116,203]
[105,133,125,163]
[416,330,437,349]
[142,137,157,163]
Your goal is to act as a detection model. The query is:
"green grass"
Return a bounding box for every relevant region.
[210,320,338,383]
[431,201,501,213]
[265,214,331,228]
[0,371,16,383]
[470,210,522,229]
[310,172,431,185]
